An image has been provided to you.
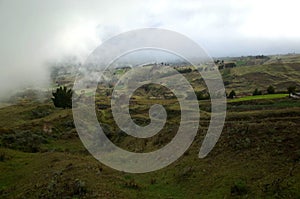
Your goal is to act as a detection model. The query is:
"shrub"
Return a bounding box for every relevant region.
[0,151,10,162]
[194,91,210,100]
[52,86,73,109]
[0,131,48,153]
[176,166,194,182]
[253,88,262,96]
[39,176,87,198]
[287,86,296,94]
[124,179,140,189]
[228,90,236,99]
[150,178,157,185]
[261,178,293,198]
[73,179,87,195]
[177,68,192,74]
[186,91,210,100]
[0,151,5,162]
[31,105,53,119]
[231,180,248,195]
[267,86,275,94]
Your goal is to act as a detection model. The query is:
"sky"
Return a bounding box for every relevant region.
[0,0,300,98]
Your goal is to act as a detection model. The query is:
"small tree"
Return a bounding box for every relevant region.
[195,91,210,100]
[228,90,236,99]
[253,88,262,96]
[287,86,296,94]
[52,86,73,109]
[267,86,275,94]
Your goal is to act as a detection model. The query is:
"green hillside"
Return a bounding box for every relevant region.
[0,54,300,198]
[0,99,299,198]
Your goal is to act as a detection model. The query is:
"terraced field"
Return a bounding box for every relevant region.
[0,96,299,198]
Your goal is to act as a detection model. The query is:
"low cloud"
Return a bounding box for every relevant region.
[0,0,299,100]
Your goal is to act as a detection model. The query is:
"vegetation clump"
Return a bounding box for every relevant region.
[253,88,263,96]
[287,86,296,94]
[52,86,73,109]
[228,90,236,99]
[267,86,275,94]
[124,178,140,189]
[0,150,10,162]
[231,180,248,196]
[0,130,47,153]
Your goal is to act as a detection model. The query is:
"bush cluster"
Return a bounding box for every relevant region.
[0,130,48,153]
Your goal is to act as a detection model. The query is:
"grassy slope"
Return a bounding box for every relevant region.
[221,58,300,95]
[0,54,300,198]
[0,97,299,198]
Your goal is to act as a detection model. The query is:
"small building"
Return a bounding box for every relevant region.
[290,93,300,99]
